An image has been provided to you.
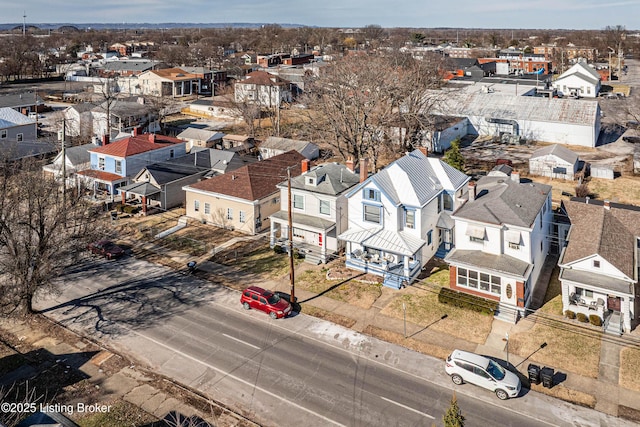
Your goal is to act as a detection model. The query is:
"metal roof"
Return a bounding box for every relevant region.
[371,150,469,207]
[530,144,579,164]
[437,91,599,126]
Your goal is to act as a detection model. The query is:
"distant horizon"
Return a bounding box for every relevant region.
[4,1,640,31]
[1,22,638,33]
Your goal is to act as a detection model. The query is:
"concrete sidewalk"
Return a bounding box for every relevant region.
[130,235,640,424]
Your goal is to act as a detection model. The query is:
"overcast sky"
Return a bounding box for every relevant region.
[3,0,639,29]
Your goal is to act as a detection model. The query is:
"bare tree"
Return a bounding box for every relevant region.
[301,52,447,168]
[0,160,106,315]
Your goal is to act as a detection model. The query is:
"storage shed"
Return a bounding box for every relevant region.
[529,144,579,180]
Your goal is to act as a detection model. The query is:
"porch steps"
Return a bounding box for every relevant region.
[383,272,404,290]
[604,312,623,336]
[304,251,322,265]
[434,247,447,259]
[494,302,519,324]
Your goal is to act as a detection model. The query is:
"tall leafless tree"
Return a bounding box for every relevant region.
[0,160,105,315]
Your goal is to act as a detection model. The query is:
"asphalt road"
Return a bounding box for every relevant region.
[37,256,634,427]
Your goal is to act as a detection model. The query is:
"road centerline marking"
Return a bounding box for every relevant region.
[222,333,260,350]
[379,396,435,419]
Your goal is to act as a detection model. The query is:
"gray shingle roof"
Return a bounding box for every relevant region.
[283,162,360,196]
[530,144,579,164]
[446,249,532,278]
[177,128,225,142]
[0,92,43,109]
[453,176,551,228]
[261,136,314,152]
[0,107,34,127]
[562,199,640,280]
[64,143,94,166]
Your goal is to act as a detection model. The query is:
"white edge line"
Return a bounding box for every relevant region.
[379,396,435,419]
[222,333,261,350]
[132,328,345,427]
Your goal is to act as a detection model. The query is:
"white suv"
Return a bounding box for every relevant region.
[445,349,521,400]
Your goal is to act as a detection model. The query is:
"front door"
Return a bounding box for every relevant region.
[607,296,621,312]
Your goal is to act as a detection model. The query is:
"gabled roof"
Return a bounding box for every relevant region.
[239,70,290,86]
[0,140,56,161]
[453,176,551,228]
[261,136,317,153]
[178,148,254,173]
[366,150,469,207]
[60,143,95,166]
[562,198,640,280]
[556,61,601,82]
[283,162,360,196]
[530,144,579,164]
[94,100,154,117]
[89,133,183,158]
[185,150,304,201]
[0,107,34,127]
[177,128,225,142]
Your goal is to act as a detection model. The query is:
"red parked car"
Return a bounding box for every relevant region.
[88,240,125,260]
[240,286,292,319]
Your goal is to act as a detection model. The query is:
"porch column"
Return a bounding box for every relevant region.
[403,255,410,278]
[269,221,276,247]
[142,196,147,214]
[516,281,525,308]
[121,191,126,204]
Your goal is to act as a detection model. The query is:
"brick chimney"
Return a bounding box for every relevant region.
[301,159,310,173]
[359,158,368,183]
[148,133,156,143]
[346,157,355,172]
[604,200,611,210]
[468,181,476,202]
[418,146,428,157]
[133,127,141,136]
[511,170,520,183]
[102,134,110,146]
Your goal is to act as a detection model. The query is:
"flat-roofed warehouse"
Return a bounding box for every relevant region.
[434,91,601,147]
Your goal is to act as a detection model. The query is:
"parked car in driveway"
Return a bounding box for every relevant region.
[445,349,521,400]
[241,286,292,319]
[87,240,125,260]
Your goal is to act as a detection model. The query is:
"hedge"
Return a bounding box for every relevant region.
[565,310,576,319]
[437,287,498,315]
[589,314,603,327]
[576,312,589,323]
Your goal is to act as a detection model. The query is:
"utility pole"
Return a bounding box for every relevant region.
[61,118,67,212]
[287,167,296,303]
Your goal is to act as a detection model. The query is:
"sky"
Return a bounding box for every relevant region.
[2,0,640,30]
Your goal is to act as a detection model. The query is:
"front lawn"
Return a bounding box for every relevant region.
[380,270,493,344]
[296,267,382,310]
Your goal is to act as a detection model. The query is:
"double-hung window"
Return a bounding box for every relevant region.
[363,188,381,202]
[363,204,381,224]
[319,200,330,215]
[405,209,415,229]
[293,194,304,210]
[226,208,233,220]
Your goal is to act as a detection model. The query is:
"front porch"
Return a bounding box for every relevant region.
[269,210,338,264]
[560,267,634,335]
[119,182,162,215]
[345,249,421,289]
[76,169,128,202]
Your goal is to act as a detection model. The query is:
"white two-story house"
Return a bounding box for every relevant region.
[338,149,470,289]
[445,168,553,321]
[269,159,362,264]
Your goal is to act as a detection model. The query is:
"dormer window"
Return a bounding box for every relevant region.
[307,177,316,186]
[363,188,380,202]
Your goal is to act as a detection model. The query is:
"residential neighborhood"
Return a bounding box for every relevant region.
[1,18,640,427]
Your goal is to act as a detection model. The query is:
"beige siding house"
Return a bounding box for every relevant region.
[182,150,304,235]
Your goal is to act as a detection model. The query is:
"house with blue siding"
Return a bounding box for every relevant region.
[76,132,186,197]
[338,149,470,289]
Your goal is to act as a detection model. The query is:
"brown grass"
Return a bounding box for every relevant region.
[364,325,451,360]
[296,267,382,309]
[301,306,357,329]
[529,383,596,408]
[529,175,640,206]
[509,320,601,378]
[619,347,640,392]
[539,266,564,316]
[376,269,492,344]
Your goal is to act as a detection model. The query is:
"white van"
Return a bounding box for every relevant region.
[445,349,521,400]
